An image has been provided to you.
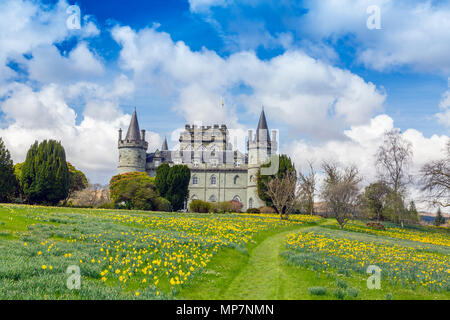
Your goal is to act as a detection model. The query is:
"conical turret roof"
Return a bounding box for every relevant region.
[125,109,141,142]
[161,136,168,150]
[256,107,270,142]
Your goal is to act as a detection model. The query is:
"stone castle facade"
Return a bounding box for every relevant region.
[118,109,277,211]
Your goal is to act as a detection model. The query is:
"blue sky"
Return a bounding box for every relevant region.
[0,0,449,187]
[66,0,448,137]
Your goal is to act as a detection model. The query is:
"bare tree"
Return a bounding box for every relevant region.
[265,171,299,220]
[298,161,316,215]
[420,140,450,207]
[376,129,413,194]
[321,161,361,229]
[71,183,110,208]
[376,129,413,226]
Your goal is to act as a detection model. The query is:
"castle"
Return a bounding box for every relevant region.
[118,109,277,211]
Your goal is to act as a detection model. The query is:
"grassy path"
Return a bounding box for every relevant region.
[220,228,309,299]
[179,225,324,300]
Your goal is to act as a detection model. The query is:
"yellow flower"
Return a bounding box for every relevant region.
[135,292,140,296]
[42,265,47,270]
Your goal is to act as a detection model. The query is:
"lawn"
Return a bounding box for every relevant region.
[0,204,448,300]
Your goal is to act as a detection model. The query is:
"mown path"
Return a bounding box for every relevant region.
[219,227,311,299]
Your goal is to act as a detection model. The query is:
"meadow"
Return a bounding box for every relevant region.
[0,204,448,300]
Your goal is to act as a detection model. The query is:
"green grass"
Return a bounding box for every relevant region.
[0,204,449,300]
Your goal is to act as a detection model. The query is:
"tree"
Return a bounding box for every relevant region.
[71,183,110,208]
[359,181,392,221]
[0,137,17,202]
[407,200,420,224]
[434,208,446,226]
[155,163,170,198]
[66,162,88,203]
[110,172,159,210]
[321,162,361,229]
[257,154,296,206]
[21,140,70,205]
[376,129,413,226]
[383,191,408,227]
[420,140,450,208]
[165,165,191,211]
[265,170,299,220]
[298,161,316,215]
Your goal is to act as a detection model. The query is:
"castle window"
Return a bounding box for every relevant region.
[209,195,217,203]
[250,175,254,183]
[235,161,241,167]
[211,160,218,167]
[191,195,198,200]
[249,198,254,209]
[193,160,199,168]
[192,176,198,185]
[234,175,240,185]
[210,175,216,185]
[233,195,241,203]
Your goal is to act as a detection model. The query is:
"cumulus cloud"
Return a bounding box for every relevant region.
[437,89,450,126]
[301,0,450,73]
[287,114,449,210]
[0,80,160,184]
[112,25,386,139]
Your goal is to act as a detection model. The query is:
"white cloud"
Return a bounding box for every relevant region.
[437,89,450,126]
[301,0,450,73]
[112,25,386,139]
[0,80,160,184]
[287,114,449,211]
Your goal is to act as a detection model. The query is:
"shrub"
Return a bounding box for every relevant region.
[385,293,393,300]
[246,208,260,214]
[259,206,276,214]
[97,201,115,209]
[189,200,211,213]
[211,201,233,214]
[109,172,159,210]
[366,221,386,230]
[308,287,327,296]
[336,279,348,289]
[230,200,243,213]
[333,288,346,300]
[155,197,172,212]
[347,287,359,298]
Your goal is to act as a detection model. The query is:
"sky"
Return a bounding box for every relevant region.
[0,0,449,210]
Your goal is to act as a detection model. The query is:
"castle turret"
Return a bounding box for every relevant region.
[118,109,149,174]
[247,107,275,209]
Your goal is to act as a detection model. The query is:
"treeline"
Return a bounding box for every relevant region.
[255,130,449,228]
[0,138,88,206]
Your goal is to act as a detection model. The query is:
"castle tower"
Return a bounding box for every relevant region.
[118,109,149,174]
[247,107,275,209]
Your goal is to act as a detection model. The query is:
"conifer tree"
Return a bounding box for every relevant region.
[21,140,70,205]
[0,137,17,202]
[434,208,446,226]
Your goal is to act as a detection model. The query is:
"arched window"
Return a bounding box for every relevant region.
[191,195,198,200]
[249,198,253,209]
[233,195,241,203]
[210,175,216,185]
[209,195,217,203]
[249,175,254,183]
[234,175,240,185]
[192,175,198,185]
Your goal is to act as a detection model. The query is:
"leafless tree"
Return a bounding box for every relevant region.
[420,140,450,208]
[375,129,413,226]
[265,171,299,220]
[321,161,361,229]
[298,161,316,215]
[71,183,110,208]
[376,129,413,194]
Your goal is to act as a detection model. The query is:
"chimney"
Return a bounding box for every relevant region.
[141,129,146,141]
[119,128,122,141]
